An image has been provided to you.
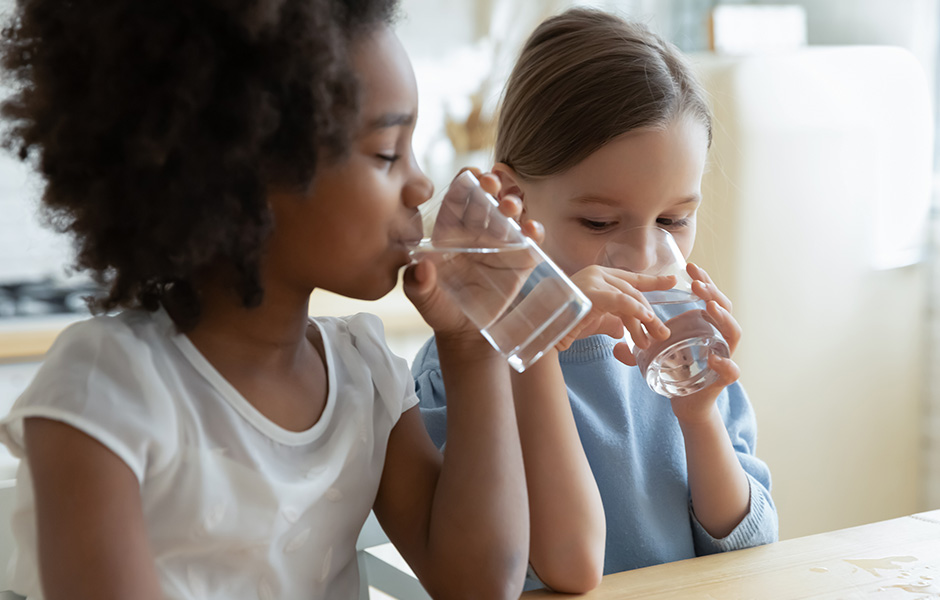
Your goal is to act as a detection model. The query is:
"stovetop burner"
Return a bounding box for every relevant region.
[0,279,104,318]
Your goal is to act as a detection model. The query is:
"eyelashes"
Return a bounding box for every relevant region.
[578,217,692,231]
[656,217,691,229]
[580,219,611,231]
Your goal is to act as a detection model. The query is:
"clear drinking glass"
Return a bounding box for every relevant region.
[405,171,591,372]
[601,227,729,396]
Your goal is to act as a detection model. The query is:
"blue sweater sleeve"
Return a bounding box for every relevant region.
[688,382,779,554]
[411,336,449,450]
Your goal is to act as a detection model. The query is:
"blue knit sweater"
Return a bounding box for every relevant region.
[412,333,778,576]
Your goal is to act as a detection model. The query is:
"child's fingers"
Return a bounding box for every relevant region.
[594,288,662,340]
[692,279,733,313]
[606,269,676,294]
[689,266,732,313]
[555,335,574,352]
[554,309,646,351]
[477,172,501,196]
[456,165,483,178]
[705,300,741,352]
[597,276,671,340]
[624,319,651,350]
[707,353,740,388]
[635,275,678,293]
[687,261,713,284]
[594,313,629,341]
[520,219,545,245]
[612,342,637,367]
[402,259,435,301]
[554,311,610,350]
[599,272,655,312]
[497,194,523,221]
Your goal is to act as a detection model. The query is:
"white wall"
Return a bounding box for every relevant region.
[0,72,73,283]
[0,0,70,284]
[692,46,933,538]
[752,0,940,515]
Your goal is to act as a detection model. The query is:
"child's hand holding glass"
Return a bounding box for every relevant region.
[664,261,743,420]
[554,265,675,352]
[402,170,526,338]
[404,169,590,372]
[593,227,739,403]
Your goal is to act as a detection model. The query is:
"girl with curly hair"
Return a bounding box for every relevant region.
[0,1,535,598]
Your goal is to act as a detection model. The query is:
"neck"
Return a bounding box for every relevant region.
[176,278,315,370]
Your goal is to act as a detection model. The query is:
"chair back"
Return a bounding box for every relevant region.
[0,478,17,593]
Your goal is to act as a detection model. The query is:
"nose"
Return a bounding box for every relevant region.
[403,153,434,209]
[603,228,660,273]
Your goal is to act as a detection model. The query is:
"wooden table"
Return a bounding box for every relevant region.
[523,510,940,599]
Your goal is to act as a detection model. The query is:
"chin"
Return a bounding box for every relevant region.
[357,273,399,301]
[359,287,392,301]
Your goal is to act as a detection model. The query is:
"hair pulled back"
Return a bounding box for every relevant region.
[496,8,711,180]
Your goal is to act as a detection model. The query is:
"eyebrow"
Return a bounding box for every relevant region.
[364,112,416,132]
[570,193,701,207]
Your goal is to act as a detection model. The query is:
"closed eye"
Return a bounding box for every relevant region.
[376,154,400,163]
[580,219,614,231]
[656,217,691,229]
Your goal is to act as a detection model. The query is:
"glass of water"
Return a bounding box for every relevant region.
[601,227,729,397]
[405,171,591,372]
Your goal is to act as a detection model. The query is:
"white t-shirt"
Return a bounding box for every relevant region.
[0,308,419,600]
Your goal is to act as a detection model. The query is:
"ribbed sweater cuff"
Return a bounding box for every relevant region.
[690,472,778,554]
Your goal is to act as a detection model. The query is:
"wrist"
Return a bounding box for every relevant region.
[435,332,503,363]
[673,403,722,431]
[511,348,559,379]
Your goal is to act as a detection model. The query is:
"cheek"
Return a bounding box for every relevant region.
[541,233,603,276]
[523,196,601,275]
[675,227,697,259]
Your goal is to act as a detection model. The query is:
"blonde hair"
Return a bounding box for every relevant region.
[495,8,712,179]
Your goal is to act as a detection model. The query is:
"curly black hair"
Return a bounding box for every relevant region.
[0,0,398,329]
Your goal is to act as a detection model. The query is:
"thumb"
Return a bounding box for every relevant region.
[595,313,627,340]
[402,260,438,311]
[708,354,740,388]
[613,342,637,366]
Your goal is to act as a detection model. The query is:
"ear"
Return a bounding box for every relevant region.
[491,162,525,203]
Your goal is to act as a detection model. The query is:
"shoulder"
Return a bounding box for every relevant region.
[313,312,395,361]
[411,335,440,374]
[409,335,446,410]
[313,313,417,415]
[1,310,179,480]
[35,309,170,385]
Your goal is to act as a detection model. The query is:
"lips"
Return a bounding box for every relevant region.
[396,217,424,248]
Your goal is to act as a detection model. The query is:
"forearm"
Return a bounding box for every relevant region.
[678,407,750,539]
[425,334,529,596]
[512,350,605,592]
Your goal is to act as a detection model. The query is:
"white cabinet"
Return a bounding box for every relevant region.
[691,47,931,539]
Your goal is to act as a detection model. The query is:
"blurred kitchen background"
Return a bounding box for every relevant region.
[1,0,939,548]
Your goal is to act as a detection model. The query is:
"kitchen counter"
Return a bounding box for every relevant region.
[0,314,82,362]
[0,285,429,362]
